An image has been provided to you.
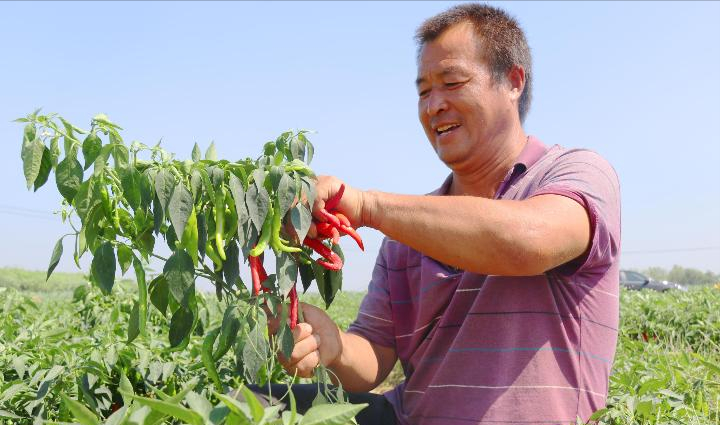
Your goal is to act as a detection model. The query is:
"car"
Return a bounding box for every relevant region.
[619,270,688,292]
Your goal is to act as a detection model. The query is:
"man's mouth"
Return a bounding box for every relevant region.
[436,123,461,136]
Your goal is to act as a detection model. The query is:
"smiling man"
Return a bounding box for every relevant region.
[272,4,621,424]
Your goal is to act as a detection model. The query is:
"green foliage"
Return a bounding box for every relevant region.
[641,265,720,286]
[0,285,365,424]
[15,111,347,386]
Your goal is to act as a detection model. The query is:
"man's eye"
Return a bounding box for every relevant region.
[445,82,461,88]
[418,89,430,97]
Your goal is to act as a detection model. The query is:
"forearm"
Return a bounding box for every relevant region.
[327,331,395,393]
[361,191,586,276]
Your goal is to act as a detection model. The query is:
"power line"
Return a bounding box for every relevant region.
[623,246,720,254]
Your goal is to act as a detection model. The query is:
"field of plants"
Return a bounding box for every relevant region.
[6,111,719,424]
[0,269,718,424]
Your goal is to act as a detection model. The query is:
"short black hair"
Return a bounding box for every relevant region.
[416,3,533,122]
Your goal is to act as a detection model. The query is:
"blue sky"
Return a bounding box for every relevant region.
[1,1,718,291]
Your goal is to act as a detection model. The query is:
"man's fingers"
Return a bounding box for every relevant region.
[285,350,321,378]
[287,333,320,365]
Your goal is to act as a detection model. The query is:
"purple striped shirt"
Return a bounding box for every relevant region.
[347,136,621,425]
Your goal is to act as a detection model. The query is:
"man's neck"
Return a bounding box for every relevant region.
[449,127,527,198]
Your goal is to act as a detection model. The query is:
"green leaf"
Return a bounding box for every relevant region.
[128,301,141,343]
[205,141,217,161]
[46,237,64,281]
[215,305,242,361]
[312,262,329,307]
[300,403,367,425]
[291,204,312,245]
[21,129,45,190]
[277,173,296,216]
[117,244,133,275]
[214,392,253,422]
[124,393,203,425]
[91,242,116,295]
[82,132,102,170]
[192,143,202,162]
[119,374,134,408]
[298,133,314,165]
[61,394,100,425]
[92,144,113,177]
[109,134,129,169]
[149,275,169,316]
[238,386,265,423]
[223,240,240,287]
[301,176,316,208]
[56,156,84,202]
[246,182,270,233]
[154,168,176,216]
[299,261,315,293]
[169,305,195,348]
[278,322,294,360]
[243,310,269,382]
[191,170,202,201]
[33,146,52,191]
[168,183,194,240]
[120,167,142,211]
[164,249,195,303]
[276,252,298,297]
[229,173,249,228]
[290,135,306,161]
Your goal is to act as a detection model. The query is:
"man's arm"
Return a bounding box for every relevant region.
[361,191,591,276]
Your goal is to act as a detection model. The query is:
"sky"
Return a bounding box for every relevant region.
[0,1,718,292]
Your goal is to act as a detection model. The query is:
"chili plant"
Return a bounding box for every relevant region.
[16,110,358,391]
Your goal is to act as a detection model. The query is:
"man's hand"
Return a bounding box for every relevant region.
[311,175,366,230]
[277,302,343,378]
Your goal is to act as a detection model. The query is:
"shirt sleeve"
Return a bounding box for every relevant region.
[531,148,621,277]
[347,237,396,348]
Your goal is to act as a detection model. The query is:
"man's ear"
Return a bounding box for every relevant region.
[507,65,526,103]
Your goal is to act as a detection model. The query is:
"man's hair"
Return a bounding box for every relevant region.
[415,3,533,123]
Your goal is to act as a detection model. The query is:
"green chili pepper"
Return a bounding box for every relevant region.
[205,240,223,272]
[214,190,226,261]
[249,209,273,257]
[202,328,223,391]
[271,200,301,254]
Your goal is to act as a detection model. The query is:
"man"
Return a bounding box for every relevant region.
[275,4,620,424]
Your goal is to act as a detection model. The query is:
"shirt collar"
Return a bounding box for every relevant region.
[432,135,548,196]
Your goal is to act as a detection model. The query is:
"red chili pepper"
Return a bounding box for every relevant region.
[303,238,343,270]
[249,255,262,296]
[289,285,298,329]
[324,184,345,211]
[338,225,364,251]
[334,212,351,227]
[319,208,342,228]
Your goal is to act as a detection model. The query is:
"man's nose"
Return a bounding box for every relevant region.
[425,91,448,117]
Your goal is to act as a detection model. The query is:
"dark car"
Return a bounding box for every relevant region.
[619,270,688,292]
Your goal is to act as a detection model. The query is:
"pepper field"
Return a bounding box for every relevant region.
[0,269,718,424]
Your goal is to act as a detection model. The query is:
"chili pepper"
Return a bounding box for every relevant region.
[337,224,364,251]
[318,208,342,228]
[205,240,223,272]
[334,212,351,227]
[303,238,343,271]
[315,222,340,245]
[289,284,298,329]
[271,200,301,253]
[214,190,227,261]
[249,255,262,296]
[324,183,345,211]
[249,210,273,257]
[112,201,121,231]
[202,328,223,391]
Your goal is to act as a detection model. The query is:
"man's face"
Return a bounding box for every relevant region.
[416,22,514,168]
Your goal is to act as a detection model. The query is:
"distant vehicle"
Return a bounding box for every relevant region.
[620,270,688,292]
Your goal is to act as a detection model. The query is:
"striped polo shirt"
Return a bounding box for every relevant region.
[347,136,621,425]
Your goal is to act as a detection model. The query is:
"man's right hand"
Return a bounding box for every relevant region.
[278,302,344,378]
